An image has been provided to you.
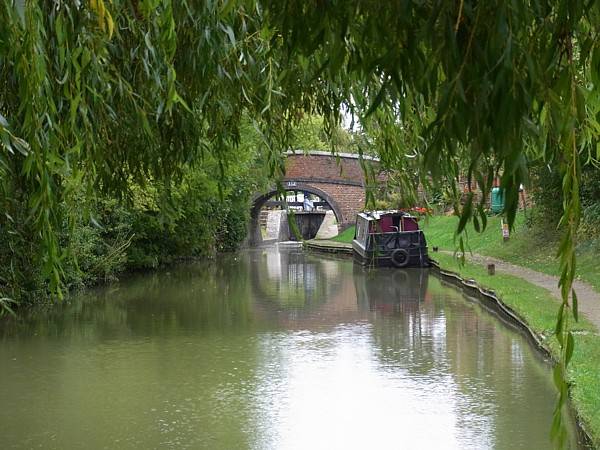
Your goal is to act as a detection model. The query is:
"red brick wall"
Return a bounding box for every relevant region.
[279,154,378,228]
[306,182,365,227]
[285,155,366,184]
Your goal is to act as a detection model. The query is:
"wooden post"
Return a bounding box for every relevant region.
[501,219,510,242]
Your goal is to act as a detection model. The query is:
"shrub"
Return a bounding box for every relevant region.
[63,197,133,288]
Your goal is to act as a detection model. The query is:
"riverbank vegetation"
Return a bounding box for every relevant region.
[331,226,357,244]
[1,141,269,304]
[1,111,356,304]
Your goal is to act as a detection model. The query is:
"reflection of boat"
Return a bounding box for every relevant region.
[352,211,429,268]
[353,265,429,313]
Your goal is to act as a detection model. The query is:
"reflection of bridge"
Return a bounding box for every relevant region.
[249,151,380,245]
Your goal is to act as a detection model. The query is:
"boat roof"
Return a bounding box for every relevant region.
[357,210,418,221]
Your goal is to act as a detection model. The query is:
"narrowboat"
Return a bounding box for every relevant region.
[352,210,430,268]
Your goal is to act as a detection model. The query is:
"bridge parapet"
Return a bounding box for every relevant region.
[284,151,377,186]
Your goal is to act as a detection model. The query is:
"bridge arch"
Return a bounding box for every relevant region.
[248,183,343,246]
[247,151,380,246]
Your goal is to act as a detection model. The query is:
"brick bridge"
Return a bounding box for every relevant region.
[248,151,379,245]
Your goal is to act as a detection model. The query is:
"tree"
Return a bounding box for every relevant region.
[1,1,599,444]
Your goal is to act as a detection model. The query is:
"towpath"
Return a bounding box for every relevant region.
[444,251,600,331]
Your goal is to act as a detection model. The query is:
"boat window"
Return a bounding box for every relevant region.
[379,216,395,232]
[402,217,419,231]
[356,218,367,242]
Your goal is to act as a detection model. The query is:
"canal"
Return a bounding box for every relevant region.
[0,246,582,449]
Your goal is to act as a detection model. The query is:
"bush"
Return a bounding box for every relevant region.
[0,201,47,305]
[579,167,600,239]
[527,162,563,230]
[528,162,600,239]
[0,120,270,303]
[62,197,133,288]
[124,152,264,270]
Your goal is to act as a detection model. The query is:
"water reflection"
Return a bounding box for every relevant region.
[0,246,582,449]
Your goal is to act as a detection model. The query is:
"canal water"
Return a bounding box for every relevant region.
[0,247,582,449]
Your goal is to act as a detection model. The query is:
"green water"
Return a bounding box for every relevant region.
[0,247,583,449]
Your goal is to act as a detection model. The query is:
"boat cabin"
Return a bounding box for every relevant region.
[352,210,429,268]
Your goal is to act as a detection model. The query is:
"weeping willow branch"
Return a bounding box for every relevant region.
[1,5,600,445]
[551,33,583,447]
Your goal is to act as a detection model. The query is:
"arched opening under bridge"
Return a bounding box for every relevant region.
[248,183,343,246]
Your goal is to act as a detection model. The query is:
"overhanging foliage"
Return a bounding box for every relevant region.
[1,0,599,445]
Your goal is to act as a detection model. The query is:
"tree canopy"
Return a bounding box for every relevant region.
[1,1,599,443]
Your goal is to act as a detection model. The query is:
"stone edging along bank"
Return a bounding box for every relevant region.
[428,259,553,359]
[303,239,354,255]
[427,259,593,447]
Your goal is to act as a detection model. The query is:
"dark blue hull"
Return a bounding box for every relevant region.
[352,230,430,268]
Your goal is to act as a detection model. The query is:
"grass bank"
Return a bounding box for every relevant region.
[331,225,355,243]
[421,213,600,293]
[433,252,600,447]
